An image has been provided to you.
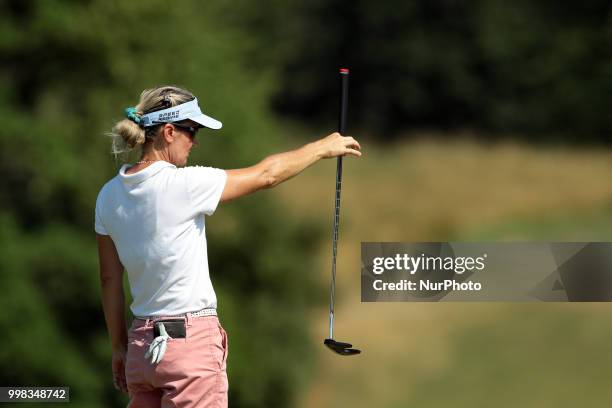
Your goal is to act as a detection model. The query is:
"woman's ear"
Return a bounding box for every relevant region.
[161,124,175,144]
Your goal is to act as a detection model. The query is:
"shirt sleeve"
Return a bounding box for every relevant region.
[94,188,109,235]
[182,166,228,216]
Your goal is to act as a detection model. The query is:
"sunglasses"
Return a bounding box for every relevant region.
[171,123,199,138]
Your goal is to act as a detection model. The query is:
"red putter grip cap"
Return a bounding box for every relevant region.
[340,68,349,74]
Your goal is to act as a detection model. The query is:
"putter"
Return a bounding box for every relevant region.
[324,68,361,356]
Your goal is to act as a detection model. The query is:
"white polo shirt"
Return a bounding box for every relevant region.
[94,161,227,317]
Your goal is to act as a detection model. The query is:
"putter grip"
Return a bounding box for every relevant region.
[338,68,349,134]
[336,67,349,201]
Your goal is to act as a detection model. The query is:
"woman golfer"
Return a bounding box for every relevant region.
[95,85,361,407]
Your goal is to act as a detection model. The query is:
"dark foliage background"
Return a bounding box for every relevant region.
[234,0,612,142]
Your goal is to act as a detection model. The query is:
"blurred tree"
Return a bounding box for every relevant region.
[235,0,612,142]
[0,0,322,407]
[477,0,612,141]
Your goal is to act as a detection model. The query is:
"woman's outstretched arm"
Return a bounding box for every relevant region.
[220,132,361,203]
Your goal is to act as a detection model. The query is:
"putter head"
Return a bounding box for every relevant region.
[324,338,361,356]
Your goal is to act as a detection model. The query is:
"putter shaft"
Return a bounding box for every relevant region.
[328,69,349,339]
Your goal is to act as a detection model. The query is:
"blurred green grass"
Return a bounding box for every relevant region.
[267,136,612,408]
[402,303,612,408]
[465,205,612,241]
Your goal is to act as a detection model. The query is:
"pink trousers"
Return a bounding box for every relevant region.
[126,314,229,408]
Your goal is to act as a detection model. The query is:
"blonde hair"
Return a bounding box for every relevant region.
[108,85,195,158]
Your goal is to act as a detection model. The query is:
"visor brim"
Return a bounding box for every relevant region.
[191,113,222,130]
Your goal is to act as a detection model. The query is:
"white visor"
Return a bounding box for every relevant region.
[140,98,222,130]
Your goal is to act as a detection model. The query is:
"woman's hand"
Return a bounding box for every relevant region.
[316,132,361,159]
[112,348,128,393]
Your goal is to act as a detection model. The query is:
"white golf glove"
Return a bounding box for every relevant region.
[145,323,171,365]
